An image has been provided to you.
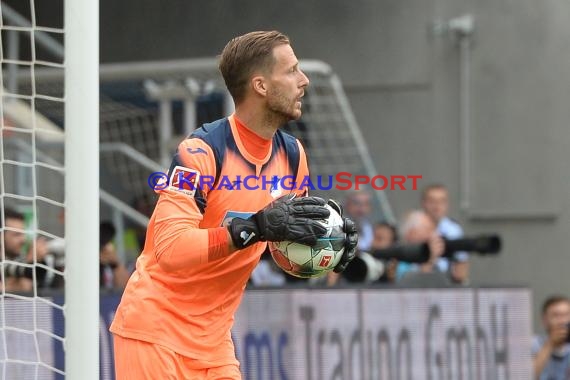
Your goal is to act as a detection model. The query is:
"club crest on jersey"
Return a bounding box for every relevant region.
[269,175,283,198]
[169,166,200,197]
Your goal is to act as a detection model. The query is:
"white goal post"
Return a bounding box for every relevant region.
[64,0,100,379]
[1,0,99,378]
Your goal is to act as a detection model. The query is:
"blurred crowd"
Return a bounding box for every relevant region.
[1,208,129,293]
[251,183,471,288]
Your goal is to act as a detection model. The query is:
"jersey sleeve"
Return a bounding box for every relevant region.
[152,138,225,272]
[294,139,310,197]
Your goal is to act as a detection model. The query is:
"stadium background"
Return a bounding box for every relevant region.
[1,0,570,378]
[91,0,567,330]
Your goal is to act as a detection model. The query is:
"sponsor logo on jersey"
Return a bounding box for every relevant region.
[220,211,255,227]
[169,166,200,197]
[186,147,207,155]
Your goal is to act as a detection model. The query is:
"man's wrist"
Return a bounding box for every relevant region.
[544,339,559,353]
[227,217,262,249]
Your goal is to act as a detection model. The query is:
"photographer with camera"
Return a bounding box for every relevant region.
[372,222,398,283]
[395,210,445,280]
[342,204,501,284]
[421,184,469,284]
[533,295,570,380]
[2,208,64,292]
[1,208,31,292]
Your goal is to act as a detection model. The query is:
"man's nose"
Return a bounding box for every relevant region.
[299,70,310,87]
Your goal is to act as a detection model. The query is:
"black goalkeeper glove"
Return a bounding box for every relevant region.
[326,199,359,273]
[228,194,330,249]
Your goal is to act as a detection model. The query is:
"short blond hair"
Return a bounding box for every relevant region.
[219,31,290,104]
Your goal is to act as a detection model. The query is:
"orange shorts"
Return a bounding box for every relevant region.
[113,334,241,380]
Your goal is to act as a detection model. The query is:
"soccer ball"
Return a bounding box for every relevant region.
[269,204,346,278]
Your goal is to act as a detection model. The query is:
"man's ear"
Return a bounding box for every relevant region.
[251,75,267,97]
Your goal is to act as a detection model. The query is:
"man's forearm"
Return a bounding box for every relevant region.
[227,228,238,253]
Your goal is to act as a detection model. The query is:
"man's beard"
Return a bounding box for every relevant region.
[267,89,301,123]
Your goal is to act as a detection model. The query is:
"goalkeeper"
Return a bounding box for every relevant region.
[110,30,358,380]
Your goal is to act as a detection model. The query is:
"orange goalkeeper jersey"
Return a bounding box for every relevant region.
[110,115,309,367]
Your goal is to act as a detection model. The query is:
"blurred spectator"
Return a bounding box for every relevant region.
[44,237,66,289]
[344,190,374,251]
[2,208,65,291]
[396,210,444,280]
[100,222,130,291]
[371,222,398,283]
[533,295,570,380]
[421,184,469,284]
[2,209,26,262]
[338,221,398,285]
[1,208,32,292]
[25,236,60,289]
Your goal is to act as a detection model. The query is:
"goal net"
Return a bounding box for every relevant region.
[1,1,99,380]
